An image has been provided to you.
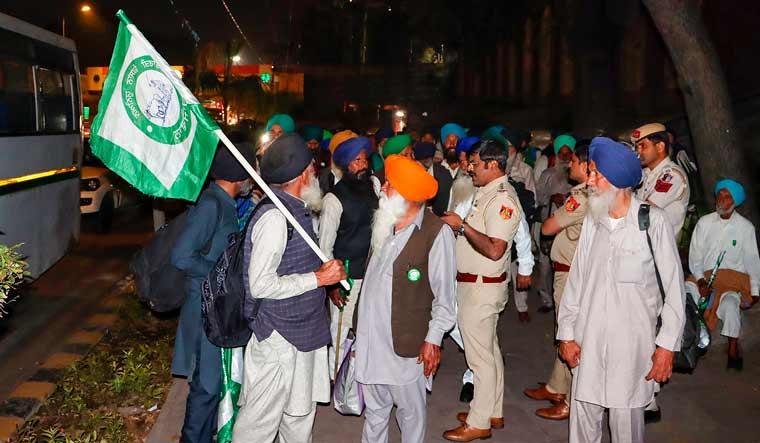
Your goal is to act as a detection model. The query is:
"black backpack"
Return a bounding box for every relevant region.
[639,204,709,372]
[130,202,218,312]
[201,199,293,348]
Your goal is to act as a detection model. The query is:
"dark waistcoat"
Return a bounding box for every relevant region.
[331,179,376,279]
[244,189,330,352]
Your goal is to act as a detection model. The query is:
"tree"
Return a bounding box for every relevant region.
[643,0,758,224]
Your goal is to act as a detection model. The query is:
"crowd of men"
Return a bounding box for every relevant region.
[168,113,760,443]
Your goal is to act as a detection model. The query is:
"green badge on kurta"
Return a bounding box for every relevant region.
[407,268,421,282]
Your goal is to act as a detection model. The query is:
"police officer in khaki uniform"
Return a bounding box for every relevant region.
[524,141,590,422]
[632,123,690,423]
[441,139,522,442]
[632,123,690,240]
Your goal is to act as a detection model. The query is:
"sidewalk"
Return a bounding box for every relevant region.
[148,305,760,443]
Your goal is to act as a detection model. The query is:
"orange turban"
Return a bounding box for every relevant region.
[384,155,438,202]
[328,130,358,154]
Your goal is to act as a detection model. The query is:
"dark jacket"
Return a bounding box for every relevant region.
[170,183,238,390]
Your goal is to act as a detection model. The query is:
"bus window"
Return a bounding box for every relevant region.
[36,67,74,133]
[0,58,35,134]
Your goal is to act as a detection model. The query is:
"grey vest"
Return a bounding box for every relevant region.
[244,189,330,352]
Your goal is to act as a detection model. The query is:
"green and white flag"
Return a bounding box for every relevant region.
[218,347,244,442]
[90,10,220,201]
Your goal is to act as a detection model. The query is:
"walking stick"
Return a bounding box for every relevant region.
[333,260,354,381]
[334,309,344,381]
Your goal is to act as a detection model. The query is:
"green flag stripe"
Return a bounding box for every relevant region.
[90,119,218,201]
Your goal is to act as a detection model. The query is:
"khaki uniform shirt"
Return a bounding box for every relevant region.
[456,177,522,277]
[636,158,689,236]
[550,183,589,267]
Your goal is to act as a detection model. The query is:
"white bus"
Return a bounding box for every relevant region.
[0,12,82,278]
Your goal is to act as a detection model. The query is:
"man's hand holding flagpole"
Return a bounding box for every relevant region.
[92,10,348,291]
[216,131,350,291]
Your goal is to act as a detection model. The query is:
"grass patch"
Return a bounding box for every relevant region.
[13,291,177,443]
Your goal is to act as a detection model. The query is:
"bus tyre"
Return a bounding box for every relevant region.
[98,194,114,233]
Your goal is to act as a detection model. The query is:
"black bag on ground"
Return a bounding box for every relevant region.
[202,198,292,348]
[130,211,193,312]
[639,203,709,372]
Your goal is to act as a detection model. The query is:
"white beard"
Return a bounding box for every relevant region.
[588,186,617,223]
[449,174,476,218]
[716,203,735,217]
[371,192,409,253]
[301,174,324,212]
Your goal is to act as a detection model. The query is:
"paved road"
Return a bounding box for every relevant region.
[151,293,760,443]
[0,206,153,403]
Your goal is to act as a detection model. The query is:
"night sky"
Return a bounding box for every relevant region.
[1,0,321,66]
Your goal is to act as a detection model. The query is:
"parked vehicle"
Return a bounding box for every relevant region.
[0,12,82,277]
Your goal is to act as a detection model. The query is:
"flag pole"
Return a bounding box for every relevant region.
[216,130,350,291]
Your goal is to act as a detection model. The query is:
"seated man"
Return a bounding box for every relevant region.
[687,179,760,370]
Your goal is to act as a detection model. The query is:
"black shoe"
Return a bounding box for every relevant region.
[537,305,553,314]
[727,356,743,371]
[459,382,474,403]
[644,409,661,424]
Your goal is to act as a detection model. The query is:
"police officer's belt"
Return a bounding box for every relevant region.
[456,272,507,283]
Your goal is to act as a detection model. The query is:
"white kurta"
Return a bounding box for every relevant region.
[243,207,330,413]
[689,211,760,296]
[557,198,686,409]
[508,155,537,197]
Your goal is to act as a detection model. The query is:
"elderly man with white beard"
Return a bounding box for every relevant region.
[233,134,347,442]
[557,137,686,443]
[354,154,457,443]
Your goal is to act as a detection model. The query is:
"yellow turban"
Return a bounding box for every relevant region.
[328,130,358,154]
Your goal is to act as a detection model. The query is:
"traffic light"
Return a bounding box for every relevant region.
[260,72,271,83]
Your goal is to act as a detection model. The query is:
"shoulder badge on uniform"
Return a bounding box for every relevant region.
[499,205,514,220]
[565,196,581,212]
[655,179,673,193]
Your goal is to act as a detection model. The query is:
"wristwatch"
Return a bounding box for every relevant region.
[457,223,466,236]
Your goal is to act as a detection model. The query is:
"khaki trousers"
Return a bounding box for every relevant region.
[457,280,507,430]
[546,270,572,397]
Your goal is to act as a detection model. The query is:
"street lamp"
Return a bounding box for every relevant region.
[62,4,93,37]
[232,55,241,63]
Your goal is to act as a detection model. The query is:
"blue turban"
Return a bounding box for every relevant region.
[715,179,745,207]
[333,136,370,169]
[554,134,577,154]
[300,124,323,142]
[456,136,480,155]
[413,141,437,160]
[375,127,394,144]
[319,138,331,151]
[266,114,295,133]
[441,123,467,142]
[589,137,642,189]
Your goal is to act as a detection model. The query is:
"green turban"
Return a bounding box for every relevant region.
[553,134,576,154]
[300,124,323,142]
[382,134,412,158]
[369,151,384,172]
[266,114,295,134]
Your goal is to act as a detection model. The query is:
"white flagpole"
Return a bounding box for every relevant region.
[216,129,350,291]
